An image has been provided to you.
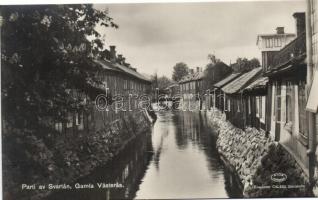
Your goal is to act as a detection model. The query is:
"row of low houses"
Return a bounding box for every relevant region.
[214,10,318,185]
[179,7,318,187]
[54,45,152,136]
[179,63,232,110]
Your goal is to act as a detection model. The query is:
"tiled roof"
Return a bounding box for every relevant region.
[244,76,268,91]
[222,67,262,94]
[95,59,151,82]
[213,73,242,88]
[179,71,204,83]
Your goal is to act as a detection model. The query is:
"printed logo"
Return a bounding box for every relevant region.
[271,173,287,183]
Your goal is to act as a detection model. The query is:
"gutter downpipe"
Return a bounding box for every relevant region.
[306,0,317,186]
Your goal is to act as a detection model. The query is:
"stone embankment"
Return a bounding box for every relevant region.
[207,109,313,197]
[3,110,155,200]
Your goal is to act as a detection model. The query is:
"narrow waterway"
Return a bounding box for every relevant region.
[48,111,243,199]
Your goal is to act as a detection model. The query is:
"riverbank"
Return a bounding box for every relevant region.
[206,109,313,197]
[3,110,154,200]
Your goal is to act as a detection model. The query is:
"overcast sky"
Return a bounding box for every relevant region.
[94,1,305,78]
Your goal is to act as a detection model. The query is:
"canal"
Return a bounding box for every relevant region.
[48,111,243,199]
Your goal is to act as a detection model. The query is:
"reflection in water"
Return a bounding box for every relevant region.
[48,111,243,199]
[135,111,242,199]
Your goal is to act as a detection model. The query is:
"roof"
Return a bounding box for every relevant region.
[94,59,120,71]
[243,76,268,91]
[95,59,151,82]
[213,73,242,88]
[256,33,295,45]
[222,67,262,94]
[166,83,179,89]
[114,63,150,82]
[179,71,204,83]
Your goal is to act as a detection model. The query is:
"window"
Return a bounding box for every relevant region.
[275,84,282,122]
[76,112,84,130]
[286,82,294,123]
[277,38,282,47]
[124,80,128,90]
[256,96,260,117]
[66,113,73,128]
[55,122,63,133]
[260,97,263,119]
[261,96,266,122]
[266,38,273,48]
[298,81,308,137]
[248,97,251,114]
[227,99,231,111]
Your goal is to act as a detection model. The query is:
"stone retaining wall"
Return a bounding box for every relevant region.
[206,109,313,197]
[3,110,154,200]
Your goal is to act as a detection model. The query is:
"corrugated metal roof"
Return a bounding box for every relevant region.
[94,59,151,82]
[213,73,242,88]
[222,67,262,94]
[179,71,204,83]
[244,76,268,91]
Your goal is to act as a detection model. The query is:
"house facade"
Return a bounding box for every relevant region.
[54,45,152,135]
[262,12,311,176]
[179,63,232,110]
[179,68,205,110]
[306,0,318,184]
[221,67,262,129]
[212,73,242,110]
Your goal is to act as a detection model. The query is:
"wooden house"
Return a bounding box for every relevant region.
[261,12,317,181]
[54,45,152,135]
[179,63,232,110]
[306,0,318,184]
[221,67,262,129]
[212,73,242,110]
[179,68,205,110]
[242,76,269,131]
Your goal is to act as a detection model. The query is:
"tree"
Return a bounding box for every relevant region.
[207,53,220,65]
[230,57,260,73]
[204,61,232,89]
[1,5,118,132]
[157,76,173,91]
[172,62,189,82]
[151,75,173,94]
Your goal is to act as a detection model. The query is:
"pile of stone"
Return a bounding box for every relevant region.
[206,109,313,197]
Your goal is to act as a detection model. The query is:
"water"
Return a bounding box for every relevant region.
[48,111,243,199]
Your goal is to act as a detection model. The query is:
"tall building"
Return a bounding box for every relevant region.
[306,0,318,187]
[256,27,296,72]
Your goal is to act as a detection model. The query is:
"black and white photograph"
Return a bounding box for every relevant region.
[1,0,318,199]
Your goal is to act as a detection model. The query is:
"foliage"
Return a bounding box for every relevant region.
[230,57,260,73]
[207,53,221,65]
[1,5,118,132]
[157,76,173,91]
[204,54,232,89]
[172,62,189,82]
[150,74,173,94]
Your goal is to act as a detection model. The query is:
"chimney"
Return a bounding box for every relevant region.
[196,67,200,72]
[293,12,305,36]
[101,49,111,61]
[276,27,285,34]
[117,54,123,64]
[190,69,194,74]
[109,45,116,63]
